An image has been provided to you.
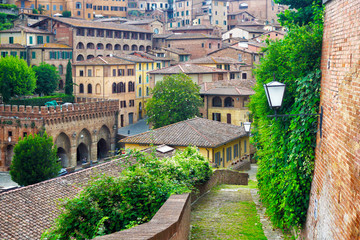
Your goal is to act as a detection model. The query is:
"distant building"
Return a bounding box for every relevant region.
[227,11,256,30]
[123,19,165,34]
[223,27,267,40]
[120,117,250,168]
[149,47,191,65]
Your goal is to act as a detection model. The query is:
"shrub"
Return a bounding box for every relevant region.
[42,146,212,239]
[8,94,74,106]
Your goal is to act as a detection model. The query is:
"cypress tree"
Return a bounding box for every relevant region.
[65,60,73,95]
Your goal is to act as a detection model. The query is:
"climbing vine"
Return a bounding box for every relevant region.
[249,16,323,231]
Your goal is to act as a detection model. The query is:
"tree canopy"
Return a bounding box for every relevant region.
[10,132,61,186]
[249,10,323,230]
[145,73,203,128]
[33,63,60,96]
[65,60,73,95]
[0,56,36,102]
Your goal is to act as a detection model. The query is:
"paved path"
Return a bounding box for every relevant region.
[190,164,284,240]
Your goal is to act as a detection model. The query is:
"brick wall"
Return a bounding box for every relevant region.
[302,0,360,239]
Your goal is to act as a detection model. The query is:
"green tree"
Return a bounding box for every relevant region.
[38,5,45,14]
[276,0,323,27]
[0,56,36,102]
[249,19,323,230]
[10,132,61,186]
[32,8,39,14]
[33,63,60,96]
[146,73,203,128]
[65,60,73,95]
[62,10,71,17]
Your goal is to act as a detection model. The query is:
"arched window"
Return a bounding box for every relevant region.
[224,97,234,107]
[212,96,222,107]
[112,82,117,93]
[76,42,84,49]
[139,75,142,83]
[128,82,132,92]
[58,64,63,75]
[79,83,84,93]
[123,44,129,51]
[76,54,84,61]
[139,45,145,51]
[87,42,94,49]
[146,87,149,96]
[87,55,94,59]
[146,46,151,52]
[96,43,104,50]
[88,84,92,93]
[114,44,121,50]
[117,83,121,93]
[106,43,112,50]
[76,2,82,9]
[146,75,149,83]
[131,45,138,51]
[120,82,124,92]
[139,87,142,97]
[96,84,101,94]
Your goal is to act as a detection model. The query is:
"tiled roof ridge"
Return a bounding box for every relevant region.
[99,56,108,64]
[184,119,215,146]
[178,64,185,73]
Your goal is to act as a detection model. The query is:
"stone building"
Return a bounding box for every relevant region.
[30,17,153,62]
[199,79,254,126]
[165,33,222,59]
[301,0,360,239]
[73,57,137,127]
[227,11,256,30]
[172,0,192,28]
[149,47,191,64]
[120,117,250,168]
[0,98,119,171]
[123,19,165,34]
[0,25,54,46]
[16,0,127,20]
[222,27,267,40]
[192,0,227,30]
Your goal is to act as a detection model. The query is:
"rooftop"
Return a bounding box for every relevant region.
[167,33,221,40]
[0,43,25,49]
[31,17,153,33]
[200,80,255,96]
[0,25,52,34]
[73,56,134,66]
[148,63,228,74]
[120,117,247,148]
[171,25,215,31]
[123,19,162,25]
[161,47,191,55]
[114,53,154,63]
[30,43,72,49]
[187,56,242,64]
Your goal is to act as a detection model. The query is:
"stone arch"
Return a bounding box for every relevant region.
[146,46,151,52]
[96,84,101,94]
[123,44,129,51]
[224,97,234,107]
[106,43,112,50]
[55,132,71,167]
[76,54,84,61]
[59,79,64,90]
[139,45,145,51]
[76,128,92,165]
[87,55,94,59]
[97,138,107,159]
[76,42,84,49]
[114,44,121,50]
[97,125,111,159]
[87,42,95,49]
[212,96,222,107]
[97,43,104,50]
[131,45,138,51]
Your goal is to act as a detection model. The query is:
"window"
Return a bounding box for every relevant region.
[226,147,232,162]
[215,152,221,166]
[118,69,123,76]
[146,87,149,96]
[156,63,161,69]
[146,75,149,83]
[217,64,222,69]
[88,69,92,77]
[253,55,256,61]
[127,69,134,76]
[224,20,227,25]
[76,2,81,9]
[230,73,235,79]
[59,65,63,75]
[244,140,247,153]
[88,84,92,93]
[79,84,84,93]
[139,75,142,83]
[77,11,81,16]
[227,113,231,124]
[215,20,218,25]
[32,52,36,59]
[113,69,116,77]
[212,97,222,107]
[139,87,142,97]
[234,144,239,158]
[139,64,141,70]
[9,37,13,44]
[218,73,223,80]
[37,36,43,44]
[60,5,63,10]
[53,5,56,10]
[242,73,247,79]
[129,100,134,107]
[23,132,27,138]
[8,131,12,137]
[10,51,17,57]
[46,4,49,10]
[212,113,221,122]
[112,82,117,93]
[29,36,33,44]
[201,43,204,48]
[214,1,218,6]
[238,53,242,62]
[20,52,26,59]
[1,51,7,57]
[209,43,211,49]
[79,70,84,76]
[46,36,50,43]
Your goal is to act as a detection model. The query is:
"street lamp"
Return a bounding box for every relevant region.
[243,122,251,134]
[263,81,323,138]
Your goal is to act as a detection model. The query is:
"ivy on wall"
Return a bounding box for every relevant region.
[249,19,323,230]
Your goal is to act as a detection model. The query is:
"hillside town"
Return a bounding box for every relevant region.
[0,0,359,239]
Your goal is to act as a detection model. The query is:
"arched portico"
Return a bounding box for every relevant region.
[55,132,71,167]
[76,128,92,165]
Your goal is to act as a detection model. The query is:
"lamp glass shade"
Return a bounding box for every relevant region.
[264,81,286,109]
[244,122,251,133]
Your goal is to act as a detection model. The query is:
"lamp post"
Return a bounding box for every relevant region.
[244,122,251,134]
[263,81,323,138]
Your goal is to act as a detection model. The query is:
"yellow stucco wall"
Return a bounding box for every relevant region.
[135,62,154,119]
[208,108,250,126]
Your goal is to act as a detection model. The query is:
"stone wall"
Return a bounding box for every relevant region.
[302,0,360,239]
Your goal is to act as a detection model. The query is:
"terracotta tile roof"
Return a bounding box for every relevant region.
[0,25,52,34]
[187,56,242,64]
[228,11,256,18]
[148,63,228,74]
[120,117,247,148]
[32,17,153,33]
[161,47,191,55]
[171,25,215,31]
[153,33,174,39]
[167,33,221,40]
[114,53,154,63]
[123,19,162,25]
[0,147,173,240]
[129,51,172,61]
[30,43,72,49]
[200,80,255,96]
[0,43,26,49]
[73,56,134,66]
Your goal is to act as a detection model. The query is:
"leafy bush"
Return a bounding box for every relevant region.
[0,4,18,10]
[33,63,60,96]
[61,10,71,18]
[42,146,212,239]
[249,19,323,230]
[8,94,74,106]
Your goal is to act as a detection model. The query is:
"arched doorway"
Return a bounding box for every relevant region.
[57,147,69,167]
[5,145,14,169]
[97,138,107,160]
[76,143,88,165]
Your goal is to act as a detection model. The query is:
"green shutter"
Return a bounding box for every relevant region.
[29,36,33,44]
[46,36,50,43]
[70,52,73,59]
[32,52,36,59]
